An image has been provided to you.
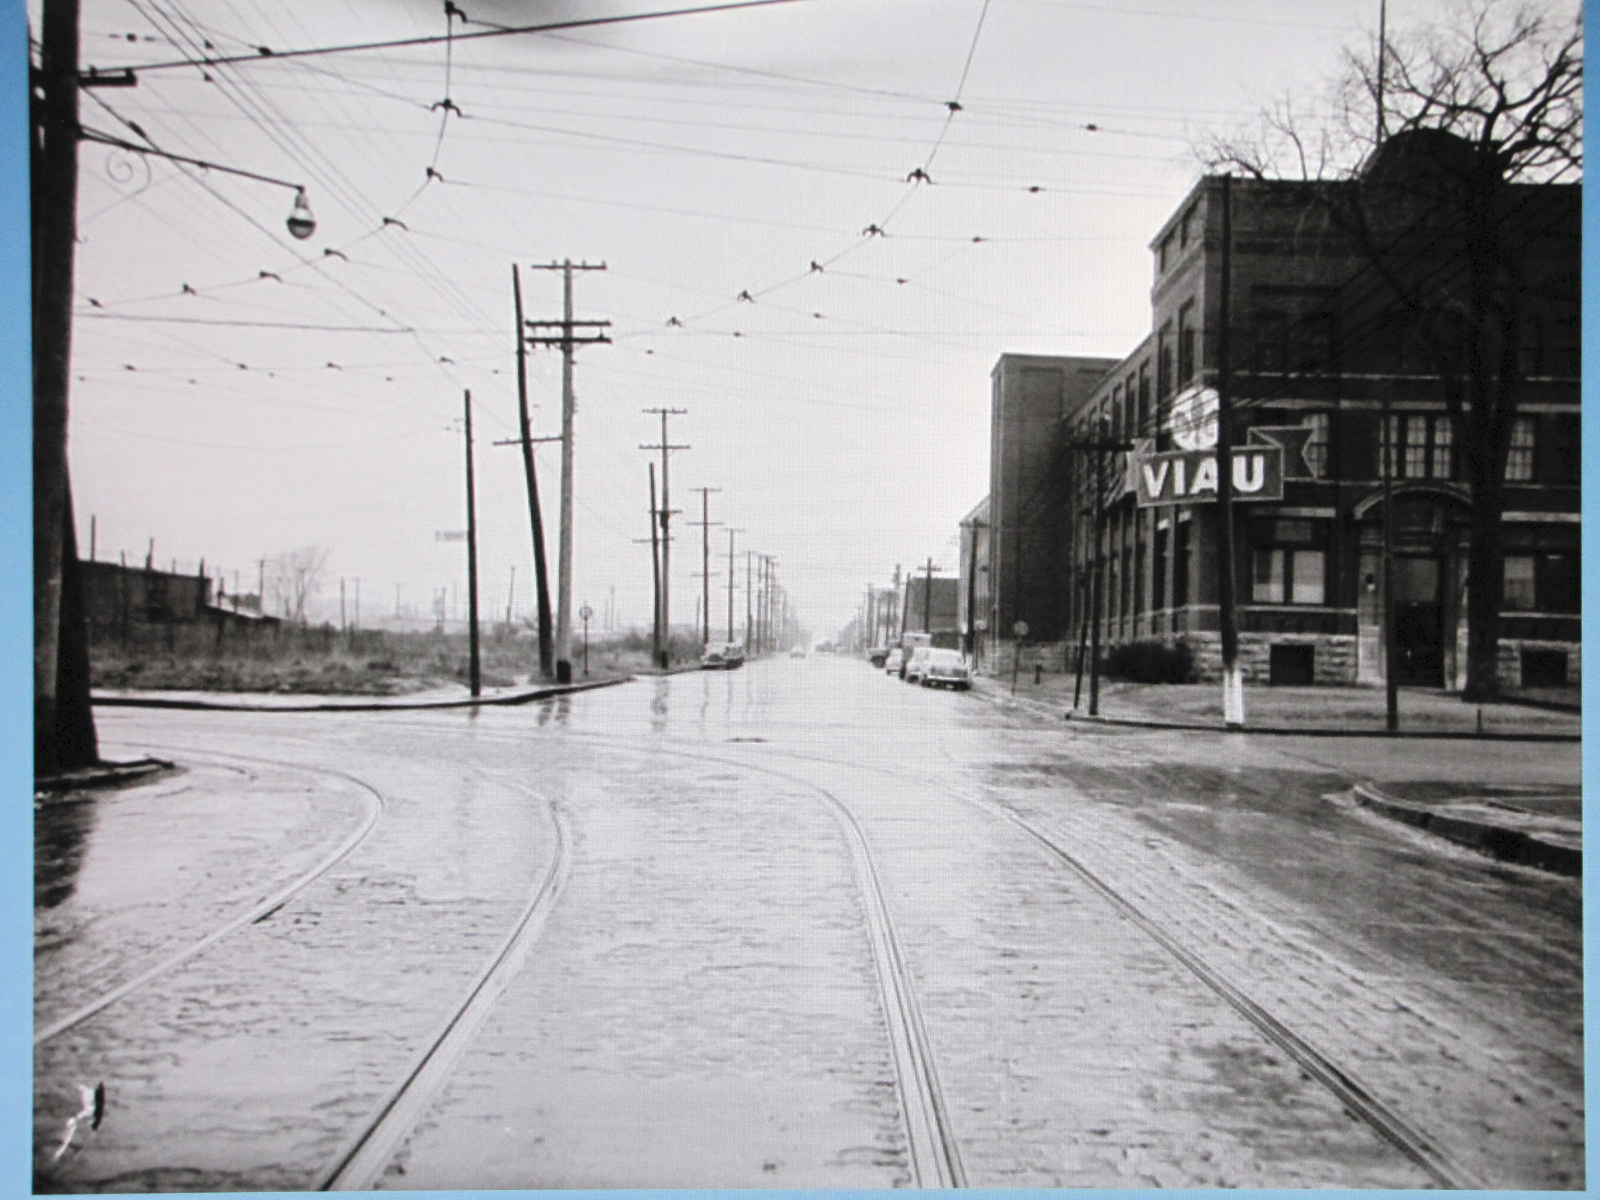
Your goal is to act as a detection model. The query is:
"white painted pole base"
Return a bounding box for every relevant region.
[1222,663,1246,728]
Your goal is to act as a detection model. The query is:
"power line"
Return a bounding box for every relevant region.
[90,0,815,76]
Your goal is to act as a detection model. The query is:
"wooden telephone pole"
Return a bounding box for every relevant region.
[724,528,743,643]
[507,263,554,677]
[688,486,721,648]
[525,260,609,683]
[462,391,481,697]
[640,408,688,662]
[33,0,98,772]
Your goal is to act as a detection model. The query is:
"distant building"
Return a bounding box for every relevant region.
[957,497,990,660]
[82,560,281,640]
[986,353,1119,657]
[900,574,960,643]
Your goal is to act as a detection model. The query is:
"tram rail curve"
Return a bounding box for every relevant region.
[35,745,387,1046]
[315,768,571,1190]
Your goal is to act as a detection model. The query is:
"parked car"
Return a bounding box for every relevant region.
[884,648,905,675]
[904,645,933,683]
[920,648,971,690]
[868,645,889,668]
[701,642,745,670]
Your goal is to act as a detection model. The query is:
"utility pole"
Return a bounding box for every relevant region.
[647,464,663,668]
[34,0,97,772]
[965,521,985,659]
[506,564,516,631]
[1215,174,1244,728]
[640,407,688,662]
[688,486,721,648]
[526,260,609,684]
[353,578,360,630]
[463,390,481,697]
[507,264,554,677]
[763,556,779,654]
[1067,425,1135,716]
[725,528,742,643]
[744,549,755,654]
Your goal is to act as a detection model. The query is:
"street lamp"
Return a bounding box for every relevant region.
[286,189,316,240]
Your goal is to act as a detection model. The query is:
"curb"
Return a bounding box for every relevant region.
[90,676,630,714]
[1350,784,1581,877]
[1058,710,1581,742]
[36,757,175,796]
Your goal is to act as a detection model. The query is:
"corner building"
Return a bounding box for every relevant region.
[1057,135,1579,690]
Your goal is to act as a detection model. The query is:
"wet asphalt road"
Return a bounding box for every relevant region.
[35,655,1582,1189]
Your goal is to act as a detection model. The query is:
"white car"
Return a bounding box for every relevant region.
[920,648,972,690]
[884,648,905,675]
[904,646,933,682]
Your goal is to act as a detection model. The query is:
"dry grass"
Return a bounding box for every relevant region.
[88,623,702,695]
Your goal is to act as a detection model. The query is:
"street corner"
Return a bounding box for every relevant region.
[1346,781,1581,878]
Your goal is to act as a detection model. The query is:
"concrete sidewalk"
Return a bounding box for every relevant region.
[967,671,1581,877]
[975,673,1581,739]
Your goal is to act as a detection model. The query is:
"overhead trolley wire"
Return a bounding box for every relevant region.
[87,0,815,75]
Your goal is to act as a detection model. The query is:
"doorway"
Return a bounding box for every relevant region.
[1391,556,1443,686]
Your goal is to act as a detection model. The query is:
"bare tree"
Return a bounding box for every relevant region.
[1201,0,1581,700]
[266,545,332,625]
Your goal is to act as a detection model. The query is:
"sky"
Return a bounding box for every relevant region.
[58,0,1460,641]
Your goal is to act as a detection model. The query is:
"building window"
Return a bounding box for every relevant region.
[1152,526,1168,610]
[1159,232,1174,272]
[1157,323,1173,398]
[1251,519,1326,605]
[1545,413,1580,485]
[1505,417,1535,481]
[1253,549,1326,604]
[1254,310,1289,373]
[1172,520,1191,608]
[1505,552,1580,612]
[1302,411,1329,477]
[1180,203,1198,248]
[1296,310,1335,372]
[1125,374,1139,437]
[1503,555,1537,610]
[1137,363,1151,435]
[1177,300,1196,383]
[1384,414,1453,479]
[1431,416,1453,478]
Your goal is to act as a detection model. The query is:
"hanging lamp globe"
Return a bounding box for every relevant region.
[286,189,316,240]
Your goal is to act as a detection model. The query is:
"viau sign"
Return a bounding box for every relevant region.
[1132,446,1283,506]
[1125,385,1314,508]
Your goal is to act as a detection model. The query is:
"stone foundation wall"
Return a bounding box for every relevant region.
[1182,632,1358,685]
[1497,638,1581,688]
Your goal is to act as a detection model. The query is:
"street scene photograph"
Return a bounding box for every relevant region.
[31,0,1581,1190]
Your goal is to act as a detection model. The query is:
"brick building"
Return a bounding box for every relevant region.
[984,353,1117,665]
[1057,133,1579,689]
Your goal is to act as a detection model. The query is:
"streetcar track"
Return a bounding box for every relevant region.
[393,715,1471,1189]
[756,733,1480,1189]
[35,745,387,1046]
[374,717,966,1187]
[91,690,1477,1187]
[316,767,570,1191]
